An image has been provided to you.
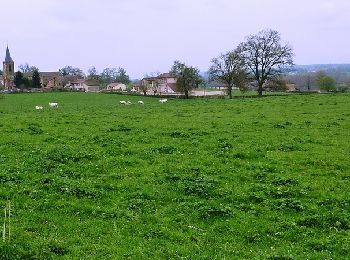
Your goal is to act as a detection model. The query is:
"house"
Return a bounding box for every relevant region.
[140,73,177,94]
[286,83,298,92]
[39,72,62,88]
[157,73,177,93]
[68,79,100,92]
[106,82,127,92]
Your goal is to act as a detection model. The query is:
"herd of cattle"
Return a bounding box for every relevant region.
[35,99,168,110]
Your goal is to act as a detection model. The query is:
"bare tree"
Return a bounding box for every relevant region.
[209,50,249,99]
[59,66,84,77]
[87,67,99,80]
[18,63,39,74]
[237,29,294,96]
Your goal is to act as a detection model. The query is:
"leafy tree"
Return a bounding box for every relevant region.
[59,66,84,77]
[99,67,131,86]
[100,68,118,86]
[18,63,39,74]
[171,61,201,99]
[22,77,32,88]
[316,72,336,92]
[237,29,294,96]
[209,50,249,99]
[14,71,32,89]
[32,69,41,88]
[115,67,131,85]
[14,71,24,88]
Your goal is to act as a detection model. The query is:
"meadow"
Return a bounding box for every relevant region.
[0,92,349,259]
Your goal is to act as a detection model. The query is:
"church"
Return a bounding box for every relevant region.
[1,45,15,89]
[1,46,100,92]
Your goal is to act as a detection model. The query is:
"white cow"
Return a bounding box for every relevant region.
[49,102,58,108]
[35,105,43,110]
[120,101,132,105]
[159,99,168,103]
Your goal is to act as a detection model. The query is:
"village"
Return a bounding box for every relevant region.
[2,45,349,97]
[0,46,220,96]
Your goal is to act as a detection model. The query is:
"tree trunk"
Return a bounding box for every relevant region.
[258,84,263,96]
[228,86,232,99]
[184,89,189,99]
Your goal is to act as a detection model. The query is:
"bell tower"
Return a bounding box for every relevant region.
[3,45,15,89]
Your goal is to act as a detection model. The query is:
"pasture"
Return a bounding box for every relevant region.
[0,92,349,259]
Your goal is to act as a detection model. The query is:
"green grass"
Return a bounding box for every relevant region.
[0,92,349,259]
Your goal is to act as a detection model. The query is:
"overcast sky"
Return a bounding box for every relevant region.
[1,0,350,78]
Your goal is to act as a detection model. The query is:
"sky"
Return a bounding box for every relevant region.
[1,0,350,79]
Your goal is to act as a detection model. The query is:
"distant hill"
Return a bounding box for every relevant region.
[292,64,350,74]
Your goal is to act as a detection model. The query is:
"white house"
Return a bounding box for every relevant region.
[106,83,127,92]
[157,73,176,93]
[68,79,100,92]
[140,73,177,94]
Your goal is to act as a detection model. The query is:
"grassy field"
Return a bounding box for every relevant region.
[0,92,349,259]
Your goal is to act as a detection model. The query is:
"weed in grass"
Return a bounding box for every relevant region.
[199,204,233,220]
[169,131,190,138]
[267,256,293,260]
[151,145,178,155]
[182,175,217,197]
[27,123,44,135]
[126,191,157,214]
[297,214,349,231]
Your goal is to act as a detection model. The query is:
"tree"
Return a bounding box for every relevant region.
[32,69,41,88]
[237,29,294,96]
[100,68,118,87]
[265,77,288,92]
[0,69,2,75]
[316,72,336,92]
[18,63,39,73]
[171,61,201,98]
[115,67,131,85]
[139,79,153,96]
[14,71,24,88]
[209,50,249,99]
[59,66,84,77]
[87,67,99,80]
[14,71,32,89]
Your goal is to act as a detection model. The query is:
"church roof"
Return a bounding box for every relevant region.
[5,46,13,63]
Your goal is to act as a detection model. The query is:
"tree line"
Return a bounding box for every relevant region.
[170,29,294,98]
[10,64,132,90]
[6,28,347,95]
[171,29,348,98]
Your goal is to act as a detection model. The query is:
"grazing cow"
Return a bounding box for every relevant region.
[159,99,168,103]
[35,105,43,110]
[49,102,58,108]
[138,101,144,105]
[120,101,132,105]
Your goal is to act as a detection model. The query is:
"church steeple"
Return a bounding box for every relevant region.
[5,45,13,62]
[3,45,15,89]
